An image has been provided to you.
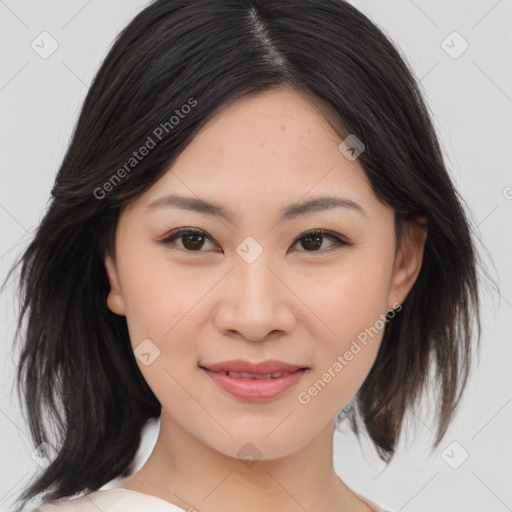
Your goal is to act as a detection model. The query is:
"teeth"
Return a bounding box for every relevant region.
[242,372,272,379]
[225,371,291,379]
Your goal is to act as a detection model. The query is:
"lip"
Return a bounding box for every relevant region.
[201,359,306,374]
[201,367,307,401]
[199,360,308,401]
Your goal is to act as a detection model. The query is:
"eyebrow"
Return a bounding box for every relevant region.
[146,193,366,223]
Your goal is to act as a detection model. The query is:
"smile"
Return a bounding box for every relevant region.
[219,371,293,379]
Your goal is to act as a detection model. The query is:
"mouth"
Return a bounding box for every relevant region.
[199,360,308,401]
[206,370,300,379]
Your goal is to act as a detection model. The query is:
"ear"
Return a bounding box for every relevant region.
[388,217,428,309]
[104,254,126,316]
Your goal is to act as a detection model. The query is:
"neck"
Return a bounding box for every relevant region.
[121,411,373,512]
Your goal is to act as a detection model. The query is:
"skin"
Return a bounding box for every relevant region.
[104,87,427,512]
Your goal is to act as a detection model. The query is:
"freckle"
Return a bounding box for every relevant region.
[281,126,286,131]
[259,142,265,147]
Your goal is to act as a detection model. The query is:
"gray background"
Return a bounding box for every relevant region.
[1,1,511,511]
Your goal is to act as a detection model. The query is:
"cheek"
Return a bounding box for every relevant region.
[117,256,219,406]
[296,267,391,414]
[296,249,394,403]
[308,251,394,345]
[116,241,210,343]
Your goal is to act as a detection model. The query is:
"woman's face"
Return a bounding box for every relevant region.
[104,87,425,461]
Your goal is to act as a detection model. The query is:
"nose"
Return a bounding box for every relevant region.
[213,255,297,342]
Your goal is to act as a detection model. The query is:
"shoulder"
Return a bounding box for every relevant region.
[35,488,184,512]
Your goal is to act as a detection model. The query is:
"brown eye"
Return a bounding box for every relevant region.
[292,230,350,253]
[161,228,351,254]
[298,233,324,251]
[180,232,207,251]
[161,229,217,252]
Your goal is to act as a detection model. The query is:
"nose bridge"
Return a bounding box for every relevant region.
[214,245,295,341]
[232,245,281,313]
[233,233,279,301]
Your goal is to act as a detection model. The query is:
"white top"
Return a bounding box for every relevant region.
[35,487,392,512]
[35,488,183,512]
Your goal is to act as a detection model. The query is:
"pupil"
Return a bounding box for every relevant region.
[303,235,322,251]
[183,234,204,250]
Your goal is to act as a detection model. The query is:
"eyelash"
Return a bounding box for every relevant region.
[159,228,352,254]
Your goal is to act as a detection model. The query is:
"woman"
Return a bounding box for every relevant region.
[8,1,480,511]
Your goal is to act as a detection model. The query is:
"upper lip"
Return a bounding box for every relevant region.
[200,359,307,374]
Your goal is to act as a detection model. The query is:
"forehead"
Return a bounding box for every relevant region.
[130,88,387,221]
[190,87,344,159]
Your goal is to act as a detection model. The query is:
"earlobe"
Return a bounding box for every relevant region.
[104,254,126,316]
[388,218,428,309]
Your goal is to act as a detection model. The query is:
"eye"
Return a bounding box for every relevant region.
[160,228,351,253]
[160,228,218,252]
[290,229,351,253]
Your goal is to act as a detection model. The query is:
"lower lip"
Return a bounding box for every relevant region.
[201,368,307,401]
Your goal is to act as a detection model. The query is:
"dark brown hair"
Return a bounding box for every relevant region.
[3,0,480,510]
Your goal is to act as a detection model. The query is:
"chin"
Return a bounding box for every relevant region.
[202,429,306,465]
